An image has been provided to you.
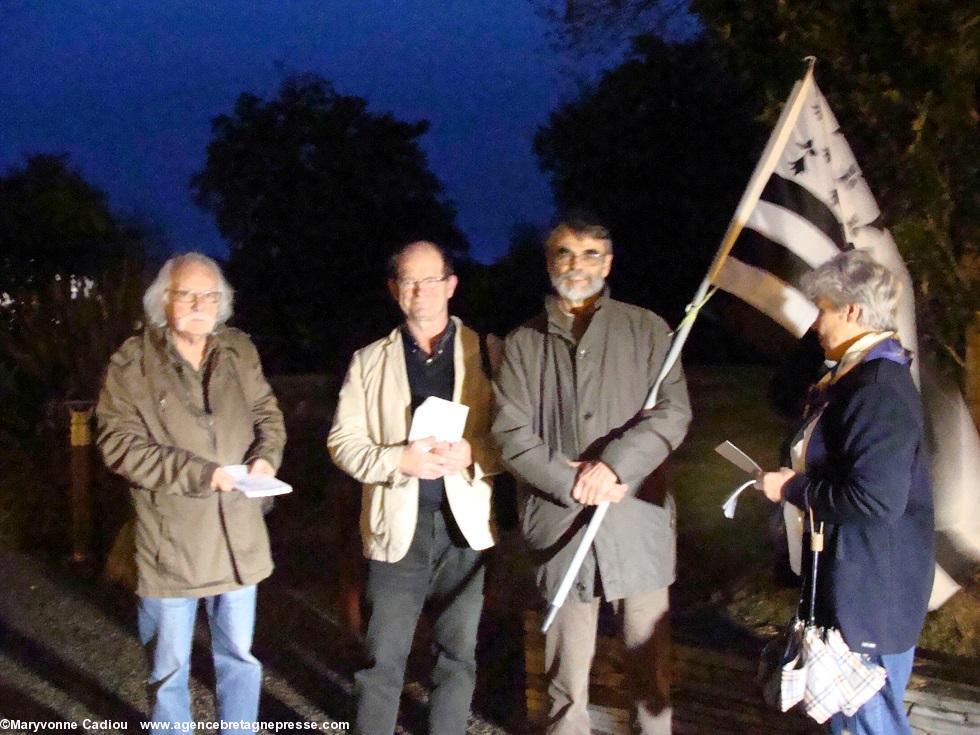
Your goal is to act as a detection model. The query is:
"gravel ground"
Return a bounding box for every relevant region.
[0,548,513,735]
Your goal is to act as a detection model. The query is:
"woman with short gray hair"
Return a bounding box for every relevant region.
[799,249,901,332]
[756,250,934,735]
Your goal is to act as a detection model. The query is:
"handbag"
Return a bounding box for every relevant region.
[758,507,887,723]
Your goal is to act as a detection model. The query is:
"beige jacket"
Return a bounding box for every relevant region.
[328,318,497,562]
[96,325,286,598]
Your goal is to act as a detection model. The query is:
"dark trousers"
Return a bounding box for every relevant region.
[355,507,486,735]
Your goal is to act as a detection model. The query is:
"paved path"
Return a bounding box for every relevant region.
[0,549,509,734]
[1,547,977,735]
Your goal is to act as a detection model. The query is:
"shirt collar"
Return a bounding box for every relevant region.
[401,319,456,360]
[159,324,223,372]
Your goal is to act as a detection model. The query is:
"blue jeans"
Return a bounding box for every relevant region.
[829,647,914,735]
[355,507,486,735]
[138,585,262,731]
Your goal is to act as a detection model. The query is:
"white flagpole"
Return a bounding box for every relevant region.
[541,59,819,633]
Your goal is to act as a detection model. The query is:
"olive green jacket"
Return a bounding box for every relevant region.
[96,325,286,598]
[493,292,691,602]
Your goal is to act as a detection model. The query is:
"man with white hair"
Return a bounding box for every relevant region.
[493,215,691,735]
[96,252,286,731]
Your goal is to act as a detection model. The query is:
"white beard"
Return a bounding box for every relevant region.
[552,271,605,303]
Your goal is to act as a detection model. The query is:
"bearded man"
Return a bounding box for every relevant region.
[492,215,691,735]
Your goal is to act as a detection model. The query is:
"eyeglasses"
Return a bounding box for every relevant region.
[551,248,608,266]
[395,275,449,291]
[168,289,221,305]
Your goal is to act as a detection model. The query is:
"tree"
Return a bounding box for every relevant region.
[533,0,694,48]
[693,0,979,369]
[0,158,148,550]
[0,154,139,294]
[0,154,148,430]
[533,35,764,326]
[192,74,466,371]
[454,224,551,337]
[537,0,980,374]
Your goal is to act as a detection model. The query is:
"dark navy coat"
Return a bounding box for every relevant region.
[784,354,934,655]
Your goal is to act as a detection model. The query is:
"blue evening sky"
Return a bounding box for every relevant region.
[0,1,650,262]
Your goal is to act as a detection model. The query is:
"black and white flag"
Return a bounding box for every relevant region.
[706,62,979,607]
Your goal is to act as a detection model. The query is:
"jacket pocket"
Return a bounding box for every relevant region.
[362,485,387,537]
[155,517,179,578]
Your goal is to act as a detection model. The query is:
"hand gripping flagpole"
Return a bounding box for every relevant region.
[540,58,819,634]
[539,281,716,633]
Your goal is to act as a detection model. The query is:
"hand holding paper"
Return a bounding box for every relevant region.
[714,440,763,519]
[400,438,453,480]
[223,464,293,498]
[408,397,469,443]
[432,437,472,474]
[403,397,472,478]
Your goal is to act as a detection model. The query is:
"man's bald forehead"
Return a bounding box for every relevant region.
[388,240,452,279]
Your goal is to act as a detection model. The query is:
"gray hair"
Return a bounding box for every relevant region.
[546,213,614,254]
[143,252,235,328]
[800,250,901,331]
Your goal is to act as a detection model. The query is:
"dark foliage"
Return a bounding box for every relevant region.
[454,224,551,337]
[533,35,766,358]
[0,154,141,294]
[192,74,467,372]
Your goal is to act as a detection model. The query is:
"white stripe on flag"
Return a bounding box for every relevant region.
[746,200,840,268]
[709,68,977,607]
[713,256,817,338]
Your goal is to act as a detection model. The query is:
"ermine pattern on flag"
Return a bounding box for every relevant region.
[711,71,978,606]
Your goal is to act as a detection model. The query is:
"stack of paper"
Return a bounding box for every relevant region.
[223,464,293,498]
[408,396,469,443]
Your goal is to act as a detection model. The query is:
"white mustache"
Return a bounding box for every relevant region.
[175,313,216,330]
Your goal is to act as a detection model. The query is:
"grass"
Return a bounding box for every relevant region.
[673,367,979,661]
[0,365,974,661]
[673,366,792,605]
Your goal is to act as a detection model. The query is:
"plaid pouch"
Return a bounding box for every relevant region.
[800,626,887,723]
[758,618,806,711]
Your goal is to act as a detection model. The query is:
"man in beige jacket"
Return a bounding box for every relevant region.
[328,240,497,735]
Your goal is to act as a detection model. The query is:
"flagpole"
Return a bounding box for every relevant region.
[705,57,816,283]
[541,58,819,634]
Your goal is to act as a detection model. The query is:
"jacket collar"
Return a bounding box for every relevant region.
[400,319,456,361]
[803,331,910,416]
[545,285,610,337]
[145,323,229,374]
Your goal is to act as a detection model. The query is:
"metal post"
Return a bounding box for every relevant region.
[67,401,94,564]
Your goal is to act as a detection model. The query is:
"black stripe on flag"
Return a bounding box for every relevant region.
[761,175,848,251]
[729,228,816,290]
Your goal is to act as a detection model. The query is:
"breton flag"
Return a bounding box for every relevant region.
[706,59,980,607]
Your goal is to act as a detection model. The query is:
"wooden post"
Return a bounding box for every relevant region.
[67,401,94,563]
[966,313,980,431]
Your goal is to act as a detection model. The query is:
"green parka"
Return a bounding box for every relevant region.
[96,325,286,598]
[492,291,691,603]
